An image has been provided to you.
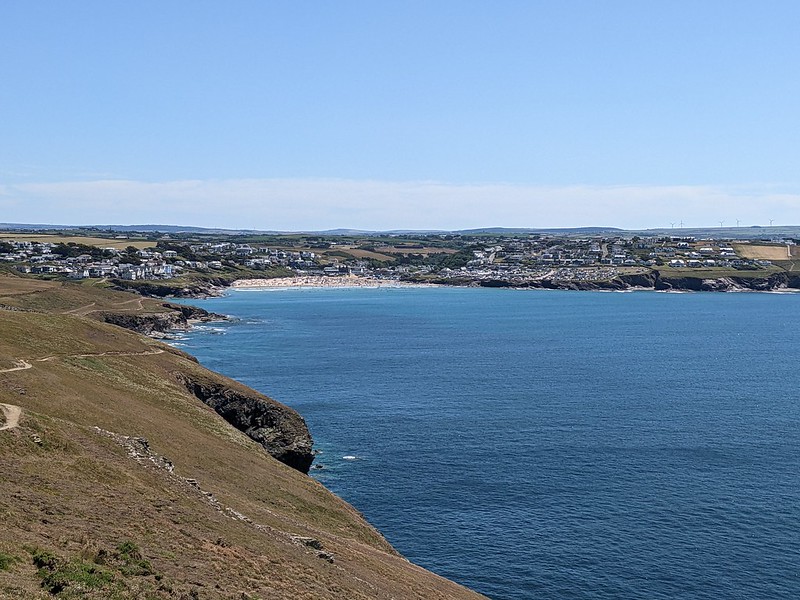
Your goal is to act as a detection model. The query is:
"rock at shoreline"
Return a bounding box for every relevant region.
[96,303,226,336]
[175,371,315,474]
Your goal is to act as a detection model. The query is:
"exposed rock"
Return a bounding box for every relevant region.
[160,302,226,323]
[292,536,323,550]
[175,373,314,474]
[97,311,189,336]
[94,428,175,473]
[110,278,229,298]
[655,271,795,292]
[94,303,225,337]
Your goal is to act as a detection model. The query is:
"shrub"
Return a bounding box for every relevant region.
[32,549,114,594]
[0,552,17,571]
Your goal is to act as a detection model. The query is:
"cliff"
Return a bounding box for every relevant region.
[471,269,799,292]
[653,270,800,291]
[97,303,225,336]
[110,277,230,298]
[176,370,315,473]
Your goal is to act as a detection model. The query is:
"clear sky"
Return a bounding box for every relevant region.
[2,1,799,230]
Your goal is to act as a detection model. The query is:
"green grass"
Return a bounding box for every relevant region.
[28,542,156,597]
[658,266,783,278]
[0,551,17,571]
[32,548,115,594]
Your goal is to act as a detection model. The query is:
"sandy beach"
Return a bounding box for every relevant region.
[231,275,434,289]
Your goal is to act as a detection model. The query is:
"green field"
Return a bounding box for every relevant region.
[0,234,155,250]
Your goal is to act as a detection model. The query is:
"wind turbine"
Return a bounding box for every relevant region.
[770,219,774,226]
[736,219,740,227]
[679,221,684,228]
[670,222,675,229]
[719,220,724,228]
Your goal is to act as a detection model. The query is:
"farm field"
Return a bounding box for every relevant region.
[733,243,796,261]
[0,234,154,250]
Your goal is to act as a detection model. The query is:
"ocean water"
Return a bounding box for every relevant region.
[176,288,800,600]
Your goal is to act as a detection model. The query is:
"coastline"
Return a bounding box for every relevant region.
[130,270,800,300]
[226,275,800,294]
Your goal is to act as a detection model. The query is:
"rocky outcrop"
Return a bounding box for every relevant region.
[97,310,189,335]
[175,372,314,473]
[95,303,225,336]
[477,271,658,291]
[654,270,797,292]
[160,302,225,322]
[111,278,230,298]
[447,269,800,293]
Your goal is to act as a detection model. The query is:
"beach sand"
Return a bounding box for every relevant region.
[231,275,433,289]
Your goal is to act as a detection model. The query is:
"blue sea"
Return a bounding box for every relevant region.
[175,287,800,600]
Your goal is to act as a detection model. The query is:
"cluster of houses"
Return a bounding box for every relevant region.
[3,241,178,281]
[186,242,320,270]
[457,235,783,270]
[412,235,787,283]
[1,239,364,281]
[2,234,792,284]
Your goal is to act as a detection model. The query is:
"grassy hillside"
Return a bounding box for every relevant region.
[0,272,173,316]
[0,278,485,599]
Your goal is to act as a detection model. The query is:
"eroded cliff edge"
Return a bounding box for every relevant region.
[469,269,800,292]
[175,370,315,473]
[97,302,225,336]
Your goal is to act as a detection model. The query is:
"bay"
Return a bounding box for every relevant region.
[176,287,800,600]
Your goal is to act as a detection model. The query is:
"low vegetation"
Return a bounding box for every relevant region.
[0,553,17,572]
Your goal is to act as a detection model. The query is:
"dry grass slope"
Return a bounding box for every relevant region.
[0,234,153,250]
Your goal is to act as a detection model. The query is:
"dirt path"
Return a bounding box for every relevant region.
[0,360,33,373]
[1,348,165,372]
[62,302,97,315]
[0,348,165,430]
[62,348,164,360]
[0,403,22,431]
[61,298,145,317]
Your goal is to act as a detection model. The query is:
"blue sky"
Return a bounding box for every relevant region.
[2,1,799,229]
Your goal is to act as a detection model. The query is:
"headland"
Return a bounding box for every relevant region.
[0,272,486,599]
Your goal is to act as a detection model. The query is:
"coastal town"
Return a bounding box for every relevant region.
[1,230,797,291]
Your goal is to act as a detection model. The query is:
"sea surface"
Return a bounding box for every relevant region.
[175,287,800,600]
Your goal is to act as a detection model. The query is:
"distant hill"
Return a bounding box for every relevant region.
[2,222,799,239]
[0,223,272,235]
[455,226,624,235]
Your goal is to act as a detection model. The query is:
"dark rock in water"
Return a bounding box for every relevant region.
[95,302,226,338]
[175,372,314,474]
[98,311,189,335]
[161,302,227,323]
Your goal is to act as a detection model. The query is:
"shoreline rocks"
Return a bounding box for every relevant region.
[175,372,315,474]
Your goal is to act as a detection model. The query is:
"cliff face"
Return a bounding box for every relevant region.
[111,277,231,298]
[175,371,315,473]
[474,270,800,292]
[96,303,224,336]
[97,310,189,335]
[653,270,798,291]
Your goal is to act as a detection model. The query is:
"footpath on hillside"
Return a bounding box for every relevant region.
[0,348,166,431]
[0,403,22,431]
